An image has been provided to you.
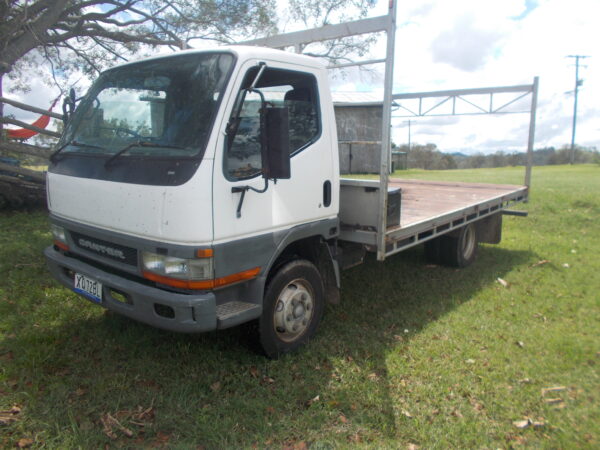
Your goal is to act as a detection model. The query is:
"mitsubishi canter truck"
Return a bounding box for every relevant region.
[44,5,533,357]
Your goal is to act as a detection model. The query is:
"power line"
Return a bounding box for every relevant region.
[567,55,589,164]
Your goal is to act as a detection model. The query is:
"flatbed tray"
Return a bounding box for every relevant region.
[339,178,528,257]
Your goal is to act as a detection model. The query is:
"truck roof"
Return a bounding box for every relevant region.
[109,45,327,72]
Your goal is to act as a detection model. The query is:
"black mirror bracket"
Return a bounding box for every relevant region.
[231,178,271,218]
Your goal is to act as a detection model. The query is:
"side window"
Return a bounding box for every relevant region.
[225,67,320,180]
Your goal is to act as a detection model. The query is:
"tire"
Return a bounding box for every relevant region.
[259,259,324,358]
[439,223,478,268]
[424,238,442,264]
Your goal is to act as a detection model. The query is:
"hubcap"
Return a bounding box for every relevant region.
[273,279,314,343]
[462,225,476,259]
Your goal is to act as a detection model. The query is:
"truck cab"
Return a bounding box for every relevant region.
[45,47,341,357]
[45,42,532,358]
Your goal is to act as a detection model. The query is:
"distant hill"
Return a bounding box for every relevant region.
[392,143,599,170]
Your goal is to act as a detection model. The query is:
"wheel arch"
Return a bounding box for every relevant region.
[264,219,340,304]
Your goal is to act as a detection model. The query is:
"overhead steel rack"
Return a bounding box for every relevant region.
[241,1,538,261]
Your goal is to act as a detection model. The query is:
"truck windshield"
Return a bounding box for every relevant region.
[60,52,234,160]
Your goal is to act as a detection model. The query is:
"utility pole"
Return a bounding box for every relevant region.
[567,55,589,164]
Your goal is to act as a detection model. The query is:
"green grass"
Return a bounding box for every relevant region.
[1,164,599,448]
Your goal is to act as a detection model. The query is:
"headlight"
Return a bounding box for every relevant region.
[142,251,213,281]
[51,224,67,243]
[51,224,69,250]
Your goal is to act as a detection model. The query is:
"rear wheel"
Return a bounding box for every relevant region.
[440,222,478,267]
[259,259,324,358]
[424,238,441,263]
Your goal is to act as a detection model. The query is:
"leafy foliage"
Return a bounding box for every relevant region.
[286,0,378,63]
[0,0,277,84]
[395,143,600,170]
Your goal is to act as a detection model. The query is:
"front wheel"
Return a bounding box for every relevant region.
[259,259,324,358]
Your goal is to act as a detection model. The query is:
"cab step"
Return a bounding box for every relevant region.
[216,301,261,329]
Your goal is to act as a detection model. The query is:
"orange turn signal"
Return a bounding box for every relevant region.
[143,266,260,290]
[54,240,69,251]
[196,248,214,258]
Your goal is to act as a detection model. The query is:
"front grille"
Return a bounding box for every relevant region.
[70,231,138,266]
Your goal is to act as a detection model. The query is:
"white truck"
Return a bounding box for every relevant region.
[44,5,534,357]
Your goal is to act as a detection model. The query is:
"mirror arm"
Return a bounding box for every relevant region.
[231,178,270,218]
[249,62,267,89]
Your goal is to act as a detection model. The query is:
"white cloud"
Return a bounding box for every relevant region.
[5,0,598,153]
[377,0,600,152]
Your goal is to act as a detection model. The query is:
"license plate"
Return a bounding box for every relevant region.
[74,273,103,303]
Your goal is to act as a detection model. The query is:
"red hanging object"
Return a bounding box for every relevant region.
[7,97,60,140]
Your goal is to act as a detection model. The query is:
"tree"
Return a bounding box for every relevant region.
[0,1,278,106]
[287,0,377,63]
[0,0,276,134]
[1,0,377,133]
[1,1,277,78]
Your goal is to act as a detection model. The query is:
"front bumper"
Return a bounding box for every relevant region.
[45,246,217,333]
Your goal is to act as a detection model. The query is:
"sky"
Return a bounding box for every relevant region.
[329,0,599,154]
[5,0,599,154]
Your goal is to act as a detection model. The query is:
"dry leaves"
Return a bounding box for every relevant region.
[261,376,275,385]
[210,381,221,392]
[367,372,380,381]
[513,417,546,429]
[469,397,484,412]
[101,413,134,439]
[74,387,87,397]
[450,408,463,418]
[99,406,156,440]
[16,438,34,448]
[541,386,567,409]
[249,366,259,378]
[282,440,308,450]
[541,386,566,395]
[152,431,172,448]
[513,419,530,429]
[497,277,509,288]
[0,404,21,425]
[348,432,362,443]
[305,395,320,407]
[530,260,550,268]
[0,350,14,361]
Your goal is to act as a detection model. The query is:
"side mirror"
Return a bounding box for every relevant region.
[62,88,77,123]
[261,107,291,180]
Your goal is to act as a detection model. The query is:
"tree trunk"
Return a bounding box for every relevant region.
[0,173,46,209]
[0,73,4,139]
[0,75,48,210]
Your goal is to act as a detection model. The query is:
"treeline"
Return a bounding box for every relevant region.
[393,143,600,170]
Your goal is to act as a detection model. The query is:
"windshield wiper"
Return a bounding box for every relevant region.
[104,141,186,168]
[50,140,106,163]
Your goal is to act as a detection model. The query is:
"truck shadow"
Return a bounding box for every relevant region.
[1,244,534,447]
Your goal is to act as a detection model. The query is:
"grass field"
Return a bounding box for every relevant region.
[1,164,598,448]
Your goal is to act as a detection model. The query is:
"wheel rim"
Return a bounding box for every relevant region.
[462,225,476,259]
[273,279,314,343]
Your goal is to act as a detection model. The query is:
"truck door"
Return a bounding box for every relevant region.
[212,61,337,245]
